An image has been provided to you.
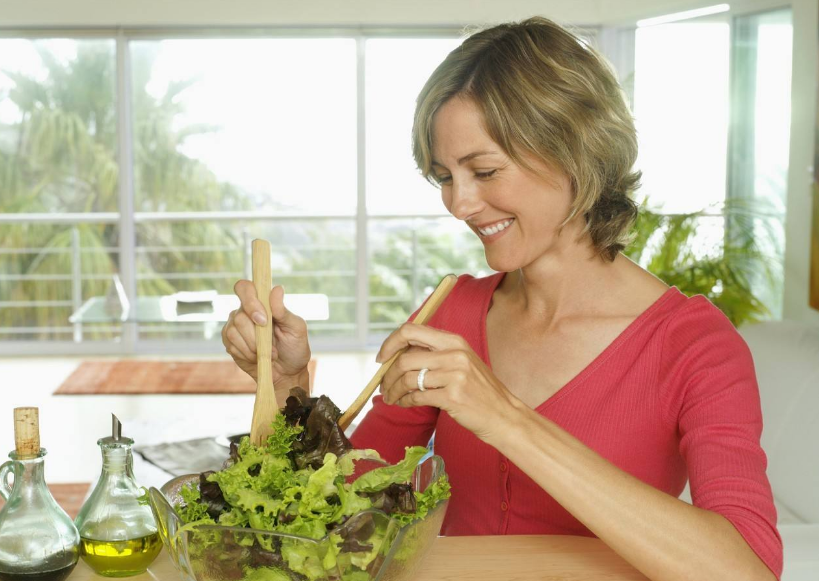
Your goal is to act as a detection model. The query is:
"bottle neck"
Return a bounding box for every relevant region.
[5,449,50,498]
[99,442,135,478]
[17,455,47,487]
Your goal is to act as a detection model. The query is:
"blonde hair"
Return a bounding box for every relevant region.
[412,17,640,261]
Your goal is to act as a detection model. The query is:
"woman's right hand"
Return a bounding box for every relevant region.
[221,281,312,383]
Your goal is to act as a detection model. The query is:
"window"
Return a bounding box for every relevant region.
[130,39,359,343]
[634,17,730,214]
[2,15,793,352]
[632,7,793,318]
[0,32,488,353]
[364,38,487,338]
[0,39,121,344]
[727,9,793,318]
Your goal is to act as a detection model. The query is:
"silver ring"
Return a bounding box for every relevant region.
[417,368,429,392]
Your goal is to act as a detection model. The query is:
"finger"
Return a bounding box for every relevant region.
[269,285,308,334]
[225,344,248,365]
[232,309,258,355]
[393,349,463,375]
[376,323,465,364]
[382,367,451,405]
[234,279,268,326]
[396,386,444,409]
[381,345,429,394]
[404,368,446,391]
[382,346,466,396]
[225,324,255,363]
[221,310,232,348]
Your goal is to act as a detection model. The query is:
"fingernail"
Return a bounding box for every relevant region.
[252,312,267,325]
[375,353,382,363]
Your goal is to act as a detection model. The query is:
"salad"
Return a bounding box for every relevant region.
[172,388,451,581]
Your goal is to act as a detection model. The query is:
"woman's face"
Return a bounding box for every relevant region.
[430,96,579,272]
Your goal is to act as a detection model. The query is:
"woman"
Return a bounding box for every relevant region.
[222,17,782,581]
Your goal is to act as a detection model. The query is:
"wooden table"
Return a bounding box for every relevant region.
[68,535,649,580]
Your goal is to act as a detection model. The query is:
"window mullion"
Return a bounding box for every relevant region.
[116,31,137,354]
[355,36,369,348]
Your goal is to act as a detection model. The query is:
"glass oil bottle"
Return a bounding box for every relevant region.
[74,415,161,577]
[0,407,80,581]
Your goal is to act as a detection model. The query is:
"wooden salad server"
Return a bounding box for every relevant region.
[249,239,277,446]
[337,273,458,431]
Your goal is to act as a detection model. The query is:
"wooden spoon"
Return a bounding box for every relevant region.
[337,273,458,431]
[249,239,277,446]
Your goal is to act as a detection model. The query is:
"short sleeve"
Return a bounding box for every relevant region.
[659,297,782,579]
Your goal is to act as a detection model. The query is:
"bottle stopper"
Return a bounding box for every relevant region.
[13,407,40,459]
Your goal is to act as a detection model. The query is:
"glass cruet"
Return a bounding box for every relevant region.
[74,415,161,577]
[0,407,80,581]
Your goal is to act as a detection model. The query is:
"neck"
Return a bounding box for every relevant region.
[500,225,624,325]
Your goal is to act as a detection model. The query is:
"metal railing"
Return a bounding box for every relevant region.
[0,212,483,353]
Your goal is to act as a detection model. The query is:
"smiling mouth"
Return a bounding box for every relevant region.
[476,219,514,237]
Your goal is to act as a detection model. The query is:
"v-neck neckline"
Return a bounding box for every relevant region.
[478,272,682,412]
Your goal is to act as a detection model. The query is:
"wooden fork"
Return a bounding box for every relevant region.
[337,273,458,431]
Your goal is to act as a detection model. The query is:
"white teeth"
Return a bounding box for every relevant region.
[478,219,513,236]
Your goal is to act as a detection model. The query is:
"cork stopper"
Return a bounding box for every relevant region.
[14,407,40,459]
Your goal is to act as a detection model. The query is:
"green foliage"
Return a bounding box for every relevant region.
[625,200,781,326]
[368,223,486,328]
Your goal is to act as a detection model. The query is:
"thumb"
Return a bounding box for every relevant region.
[269,285,300,328]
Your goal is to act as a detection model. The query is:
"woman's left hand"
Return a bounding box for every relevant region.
[377,323,524,443]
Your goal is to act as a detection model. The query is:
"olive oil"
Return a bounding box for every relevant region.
[74,417,161,577]
[79,533,162,577]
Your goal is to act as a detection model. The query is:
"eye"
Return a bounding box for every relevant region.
[434,174,452,185]
[475,170,497,180]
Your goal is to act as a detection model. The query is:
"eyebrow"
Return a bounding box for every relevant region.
[431,150,500,168]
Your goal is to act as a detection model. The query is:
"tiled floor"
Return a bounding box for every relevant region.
[0,352,381,490]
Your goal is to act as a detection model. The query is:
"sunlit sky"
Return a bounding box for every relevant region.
[137,37,460,215]
[634,18,791,215]
[634,22,731,214]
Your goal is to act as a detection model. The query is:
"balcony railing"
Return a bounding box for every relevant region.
[0,211,485,353]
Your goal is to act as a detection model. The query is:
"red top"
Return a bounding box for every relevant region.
[350,273,782,578]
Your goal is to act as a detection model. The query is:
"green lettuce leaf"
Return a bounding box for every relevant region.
[351,447,428,493]
[265,414,304,456]
[337,449,383,476]
[392,473,451,526]
[175,483,212,524]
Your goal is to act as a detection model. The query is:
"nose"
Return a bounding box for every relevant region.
[445,179,484,222]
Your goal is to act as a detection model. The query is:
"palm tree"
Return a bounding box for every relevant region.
[0,40,249,339]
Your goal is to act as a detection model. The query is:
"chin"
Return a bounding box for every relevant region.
[484,252,523,273]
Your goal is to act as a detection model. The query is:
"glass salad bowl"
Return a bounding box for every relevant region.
[148,455,448,581]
